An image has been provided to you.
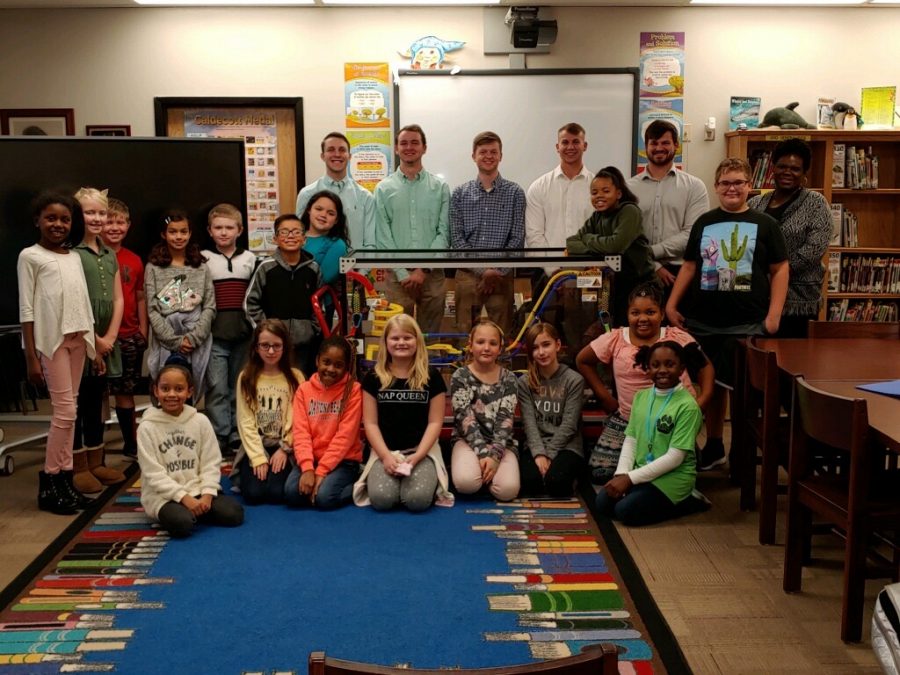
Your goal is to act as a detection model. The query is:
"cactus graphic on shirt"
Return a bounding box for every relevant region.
[720,223,748,271]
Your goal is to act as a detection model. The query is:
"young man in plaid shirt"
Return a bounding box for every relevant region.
[450,131,525,334]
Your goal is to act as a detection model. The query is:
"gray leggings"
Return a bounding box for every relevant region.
[366,457,437,512]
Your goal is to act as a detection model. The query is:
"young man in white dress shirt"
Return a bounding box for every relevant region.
[525,122,595,350]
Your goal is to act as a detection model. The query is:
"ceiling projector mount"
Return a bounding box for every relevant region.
[504,6,558,49]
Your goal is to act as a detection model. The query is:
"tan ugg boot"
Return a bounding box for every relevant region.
[87,445,126,485]
[73,449,103,494]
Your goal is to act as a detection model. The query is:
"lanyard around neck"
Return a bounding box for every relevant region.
[644,386,675,463]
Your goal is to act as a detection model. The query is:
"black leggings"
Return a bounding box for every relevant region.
[519,449,585,498]
[157,495,244,538]
[74,375,107,449]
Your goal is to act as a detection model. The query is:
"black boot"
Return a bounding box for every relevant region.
[38,471,78,515]
[59,469,93,510]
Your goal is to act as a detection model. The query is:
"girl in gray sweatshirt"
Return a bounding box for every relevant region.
[517,322,586,498]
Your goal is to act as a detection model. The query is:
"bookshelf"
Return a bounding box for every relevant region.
[725,129,900,321]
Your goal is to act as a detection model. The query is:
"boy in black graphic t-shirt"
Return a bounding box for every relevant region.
[665,157,788,470]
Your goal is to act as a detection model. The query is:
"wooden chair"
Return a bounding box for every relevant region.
[740,338,790,544]
[807,320,900,339]
[783,377,900,642]
[308,644,618,675]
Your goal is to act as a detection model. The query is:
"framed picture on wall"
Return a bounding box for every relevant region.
[0,108,75,136]
[154,96,304,252]
[86,124,131,137]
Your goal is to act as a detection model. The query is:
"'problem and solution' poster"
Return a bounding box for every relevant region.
[637,32,685,171]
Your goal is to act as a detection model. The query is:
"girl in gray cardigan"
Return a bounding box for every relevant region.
[145,210,216,399]
[517,322,586,498]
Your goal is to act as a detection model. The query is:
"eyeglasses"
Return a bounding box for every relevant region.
[276,229,303,239]
[257,343,284,353]
[716,180,749,190]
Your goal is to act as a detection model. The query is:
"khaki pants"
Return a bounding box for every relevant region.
[454,269,514,335]
[378,269,446,334]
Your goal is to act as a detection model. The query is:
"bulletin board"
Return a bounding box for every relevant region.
[155,97,304,251]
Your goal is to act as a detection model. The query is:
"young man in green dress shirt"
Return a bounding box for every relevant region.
[374,124,450,333]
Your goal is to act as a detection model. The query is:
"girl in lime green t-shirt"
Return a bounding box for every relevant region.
[595,340,710,527]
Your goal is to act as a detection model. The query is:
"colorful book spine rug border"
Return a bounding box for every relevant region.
[469,498,656,675]
[0,482,171,673]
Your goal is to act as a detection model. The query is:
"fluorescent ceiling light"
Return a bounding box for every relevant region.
[691,0,864,4]
[323,0,498,4]
[135,0,314,5]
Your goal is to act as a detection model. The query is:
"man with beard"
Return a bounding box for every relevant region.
[627,121,709,297]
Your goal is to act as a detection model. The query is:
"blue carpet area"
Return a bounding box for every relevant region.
[113,496,527,673]
[0,480,662,674]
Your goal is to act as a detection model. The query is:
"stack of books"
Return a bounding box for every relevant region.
[833,253,900,294]
[827,299,899,322]
[749,149,774,189]
[832,143,880,189]
[830,204,859,247]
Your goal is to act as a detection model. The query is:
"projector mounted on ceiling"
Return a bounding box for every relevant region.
[505,6,558,49]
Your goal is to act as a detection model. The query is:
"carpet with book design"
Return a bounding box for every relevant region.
[0,474,687,674]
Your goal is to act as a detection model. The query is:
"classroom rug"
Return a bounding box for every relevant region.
[0,475,681,674]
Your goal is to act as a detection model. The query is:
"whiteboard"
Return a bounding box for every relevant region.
[395,69,638,193]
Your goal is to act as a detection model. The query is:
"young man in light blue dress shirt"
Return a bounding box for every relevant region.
[374,124,450,333]
[295,131,376,251]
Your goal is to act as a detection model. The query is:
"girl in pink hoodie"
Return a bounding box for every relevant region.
[286,335,363,509]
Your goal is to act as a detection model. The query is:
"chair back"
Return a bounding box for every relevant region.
[308,644,618,675]
[807,321,900,339]
[745,338,779,407]
[793,377,869,454]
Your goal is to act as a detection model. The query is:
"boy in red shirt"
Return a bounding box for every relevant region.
[102,199,148,458]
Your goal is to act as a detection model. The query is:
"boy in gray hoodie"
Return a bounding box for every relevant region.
[244,214,322,375]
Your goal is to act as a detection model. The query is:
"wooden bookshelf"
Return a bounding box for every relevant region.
[726,129,900,321]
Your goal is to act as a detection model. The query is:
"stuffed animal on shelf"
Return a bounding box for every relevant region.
[832,102,864,130]
[760,102,816,130]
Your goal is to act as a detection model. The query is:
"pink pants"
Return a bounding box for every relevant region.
[40,333,86,473]
[451,440,520,502]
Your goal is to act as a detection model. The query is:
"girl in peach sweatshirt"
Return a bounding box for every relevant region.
[286,335,363,510]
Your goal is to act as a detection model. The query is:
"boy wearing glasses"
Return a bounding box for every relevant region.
[244,214,322,376]
[665,157,788,470]
[202,204,258,456]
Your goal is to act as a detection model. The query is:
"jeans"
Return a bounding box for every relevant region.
[205,337,249,447]
[595,481,705,527]
[284,460,360,510]
[240,456,290,505]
